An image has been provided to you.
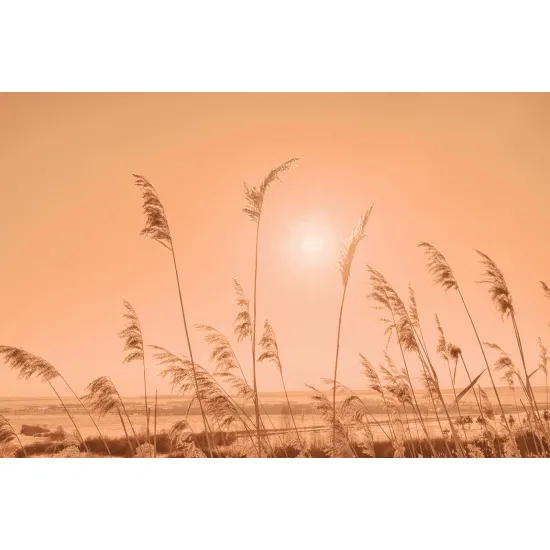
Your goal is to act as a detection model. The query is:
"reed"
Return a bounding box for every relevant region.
[435,316,469,443]
[476,250,546,439]
[154,390,158,458]
[153,346,262,455]
[331,208,373,457]
[540,281,550,415]
[242,159,300,455]
[307,384,357,457]
[538,337,549,417]
[119,298,150,443]
[366,268,438,455]
[0,346,92,453]
[134,174,213,457]
[419,243,515,442]
[0,414,27,457]
[82,376,142,456]
[259,320,306,454]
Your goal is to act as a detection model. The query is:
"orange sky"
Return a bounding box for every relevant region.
[1,93,549,397]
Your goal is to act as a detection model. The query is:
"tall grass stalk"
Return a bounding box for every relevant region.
[419,243,515,442]
[134,174,213,457]
[47,381,88,452]
[539,281,550,414]
[117,406,134,456]
[154,390,158,458]
[242,159,299,456]
[538,337,549,418]
[0,346,91,453]
[259,320,306,454]
[331,208,373,457]
[435,317,468,443]
[227,285,284,454]
[82,376,142,455]
[367,268,438,455]
[154,346,263,455]
[477,250,545,438]
[119,298,150,443]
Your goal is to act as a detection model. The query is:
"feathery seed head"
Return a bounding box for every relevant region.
[232,279,252,342]
[476,250,514,318]
[258,320,282,373]
[118,299,144,364]
[366,267,418,353]
[483,342,517,389]
[408,285,420,327]
[0,346,60,383]
[419,242,459,292]
[153,345,242,429]
[435,315,449,362]
[537,337,548,376]
[339,207,373,286]
[195,324,240,373]
[133,174,172,250]
[0,414,16,445]
[82,376,120,418]
[242,158,300,222]
[479,387,495,420]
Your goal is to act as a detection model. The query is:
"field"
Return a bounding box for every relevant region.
[2,386,548,458]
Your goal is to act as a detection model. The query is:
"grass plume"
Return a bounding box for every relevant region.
[242,158,300,456]
[134,173,213,456]
[331,208,373,457]
[119,298,150,442]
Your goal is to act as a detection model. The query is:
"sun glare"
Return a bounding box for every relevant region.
[286,216,334,270]
[301,233,325,256]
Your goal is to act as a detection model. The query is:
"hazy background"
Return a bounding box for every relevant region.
[1,93,549,396]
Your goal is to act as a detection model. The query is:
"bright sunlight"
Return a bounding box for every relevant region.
[301,233,325,256]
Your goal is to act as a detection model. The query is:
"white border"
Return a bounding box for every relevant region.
[2,1,550,91]
[1,458,549,549]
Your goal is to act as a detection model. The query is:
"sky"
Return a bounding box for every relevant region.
[1,93,549,397]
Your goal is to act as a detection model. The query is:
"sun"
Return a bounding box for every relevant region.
[285,215,334,270]
[301,233,325,256]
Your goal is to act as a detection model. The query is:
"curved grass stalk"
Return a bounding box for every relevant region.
[134,174,213,457]
[0,414,27,457]
[117,406,134,456]
[0,346,111,455]
[476,251,545,438]
[419,243,515,443]
[48,381,89,452]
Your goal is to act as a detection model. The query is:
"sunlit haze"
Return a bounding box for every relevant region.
[1,93,549,399]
